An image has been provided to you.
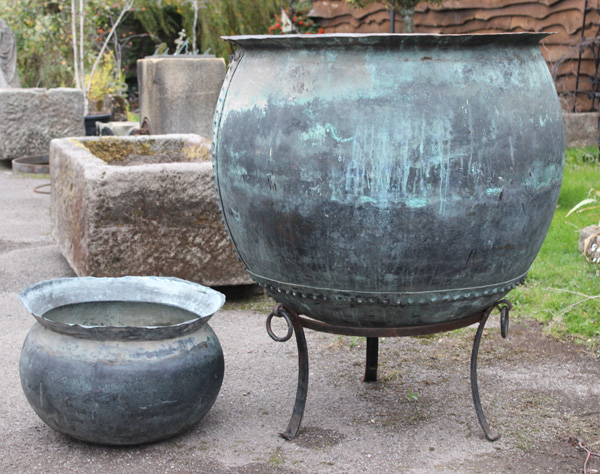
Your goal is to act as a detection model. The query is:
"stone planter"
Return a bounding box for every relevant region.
[0,88,84,161]
[50,134,252,286]
[137,56,225,137]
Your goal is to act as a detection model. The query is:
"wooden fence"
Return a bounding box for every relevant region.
[310,0,600,111]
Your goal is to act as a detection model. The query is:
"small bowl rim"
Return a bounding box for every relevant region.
[19,276,226,341]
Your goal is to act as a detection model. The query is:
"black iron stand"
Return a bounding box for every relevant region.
[266,300,512,441]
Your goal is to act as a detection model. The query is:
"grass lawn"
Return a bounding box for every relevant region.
[509,146,600,353]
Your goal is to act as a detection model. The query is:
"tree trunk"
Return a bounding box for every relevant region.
[79,0,87,114]
[70,0,80,90]
[399,6,415,33]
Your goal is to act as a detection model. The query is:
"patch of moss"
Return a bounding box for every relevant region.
[84,138,155,164]
[184,143,211,162]
[268,448,285,467]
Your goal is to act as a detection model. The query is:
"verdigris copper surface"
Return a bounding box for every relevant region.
[19,276,225,445]
[212,33,565,328]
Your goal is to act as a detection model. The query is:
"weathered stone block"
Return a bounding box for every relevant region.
[579,224,600,263]
[563,112,598,148]
[97,121,140,136]
[137,57,225,137]
[50,134,252,287]
[0,88,84,160]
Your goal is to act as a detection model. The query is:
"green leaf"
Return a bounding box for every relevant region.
[566,198,600,218]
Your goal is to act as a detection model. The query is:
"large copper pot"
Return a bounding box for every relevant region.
[212,33,565,328]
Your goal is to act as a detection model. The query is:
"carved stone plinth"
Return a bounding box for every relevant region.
[137,57,225,137]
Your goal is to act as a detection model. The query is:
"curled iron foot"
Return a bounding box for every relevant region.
[266,304,309,440]
[470,300,511,442]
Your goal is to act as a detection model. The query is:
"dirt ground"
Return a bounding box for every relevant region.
[1,167,599,473]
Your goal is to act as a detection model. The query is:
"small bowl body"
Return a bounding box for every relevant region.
[18,276,225,445]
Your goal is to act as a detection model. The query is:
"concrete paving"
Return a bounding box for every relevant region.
[1,162,598,474]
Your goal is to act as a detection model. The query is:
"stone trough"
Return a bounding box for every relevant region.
[50,134,252,287]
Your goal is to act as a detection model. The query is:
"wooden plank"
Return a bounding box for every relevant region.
[310,0,600,110]
[552,59,599,77]
[309,0,584,19]
[416,2,585,27]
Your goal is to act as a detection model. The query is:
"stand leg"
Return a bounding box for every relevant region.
[470,300,510,442]
[363,337,379,382]
[266,304,309,440]
[281,313,309,440]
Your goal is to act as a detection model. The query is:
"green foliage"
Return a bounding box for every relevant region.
[0,1,73,87]
[508,147,600,351]
[133,1,179,43]
[127,110,140,122]
[86,51,127,105]
[566,188,600,225]
[406,388,419,402]
[197,0,282,58]
[3,0,284,91]
[0,0,133,95]
[268,1,322,35]
[136,0,282,59]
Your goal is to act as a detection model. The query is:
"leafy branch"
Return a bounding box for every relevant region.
[566,188,600,226]
[71,0,134,114]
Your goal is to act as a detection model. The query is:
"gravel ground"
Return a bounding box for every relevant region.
[1,163,598,474]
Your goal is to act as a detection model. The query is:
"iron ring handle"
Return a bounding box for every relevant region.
[266,306,294,342]
[500,306,509,339]
[496,300,511,339]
